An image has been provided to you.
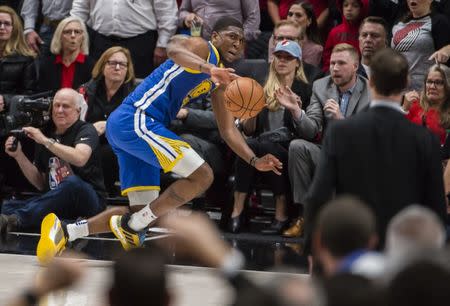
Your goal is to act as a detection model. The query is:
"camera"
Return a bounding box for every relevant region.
[0,93,52,136]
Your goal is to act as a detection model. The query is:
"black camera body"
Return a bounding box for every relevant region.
[0,94,52,136]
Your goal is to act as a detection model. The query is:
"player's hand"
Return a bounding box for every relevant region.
[254,154,283,175]
[22,126,47,145]
[210,67,238,86]
[153,47,167,67]
[25,30,43,53]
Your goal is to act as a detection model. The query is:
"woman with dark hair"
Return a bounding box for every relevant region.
[287,1,323,67]
[79,46,136,195]
[403,64,450,146]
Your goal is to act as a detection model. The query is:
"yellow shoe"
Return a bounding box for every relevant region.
[36,213,67,264]
[109,214,146,251]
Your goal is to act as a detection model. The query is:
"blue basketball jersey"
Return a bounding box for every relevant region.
[122,41,220,126]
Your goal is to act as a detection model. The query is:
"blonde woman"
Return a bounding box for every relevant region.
[38,16,94,92]
[0,5,36,112]
[228,40,312,235]
[78,46,136,195]
[0,5,37,191]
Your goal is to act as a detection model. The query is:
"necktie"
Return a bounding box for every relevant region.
[340,91,351,117]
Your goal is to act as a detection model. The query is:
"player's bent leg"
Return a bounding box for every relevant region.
[150,162,213,216]
[37,213,68,264]
[109,190,159,250]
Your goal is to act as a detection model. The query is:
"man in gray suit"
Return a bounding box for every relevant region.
[280,43,371,237]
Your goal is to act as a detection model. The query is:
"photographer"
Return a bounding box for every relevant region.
[0,88,106,233]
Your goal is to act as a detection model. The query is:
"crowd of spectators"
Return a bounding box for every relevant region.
[1,1,450,304]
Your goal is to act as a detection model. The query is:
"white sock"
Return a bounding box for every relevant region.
[66,220,89,242]
[128,205,158,231]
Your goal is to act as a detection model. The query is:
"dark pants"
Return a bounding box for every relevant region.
[100,143,119,195]
[88,28,157,79]
[234,138,290,196]
[1,175,105,229]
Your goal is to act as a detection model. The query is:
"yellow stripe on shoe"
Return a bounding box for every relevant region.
[109,215,144,251]
[36,213,67,264]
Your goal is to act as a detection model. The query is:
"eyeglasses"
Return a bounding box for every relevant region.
[106,60,128,69]
[426,79,445,87]
[287,11,304,18]
[62,29,83,36]
[273,35,299,42]
[0,21,12,28]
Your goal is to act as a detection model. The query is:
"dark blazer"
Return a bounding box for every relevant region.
[305,104,447,246]
[38,54,95,93]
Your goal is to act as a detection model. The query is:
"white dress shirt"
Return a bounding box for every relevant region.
[71,0,177,47]
[21,0,72,30]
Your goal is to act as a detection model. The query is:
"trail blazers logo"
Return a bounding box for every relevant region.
[392,22,425,52]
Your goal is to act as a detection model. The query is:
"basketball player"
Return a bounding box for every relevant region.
[36,17,282,263]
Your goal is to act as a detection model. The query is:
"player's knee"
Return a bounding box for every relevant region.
[191,163,214,189]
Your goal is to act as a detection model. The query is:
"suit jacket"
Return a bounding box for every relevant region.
[293,74,371,141]
[305,104,447,247]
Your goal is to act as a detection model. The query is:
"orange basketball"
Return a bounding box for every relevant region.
[224,77,266,120]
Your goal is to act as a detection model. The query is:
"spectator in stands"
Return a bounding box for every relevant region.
[268,20,323,83]
[322,0,369,72]
[357,16,388,79]
[385,205,446,268]
[283,43,370,238]
[228,40,311,234]
[38,16,94,93]
[71,0,178,78]
[287,1,323,67]
[267,0,296,24]
[21,0,72,56]
[0,5,37,192]
[0,88,106,234]
[312,195,381,278]
[403,64,450,146]
[78,46,136,196]
[0,5,36,110]
[305,48,447,250]
[178,0,260,43]
[391,0,450,90]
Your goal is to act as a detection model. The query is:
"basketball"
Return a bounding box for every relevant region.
[224,77,266,120]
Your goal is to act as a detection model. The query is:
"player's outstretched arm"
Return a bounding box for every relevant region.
[166,35,236,86]
[211,88,282,175]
